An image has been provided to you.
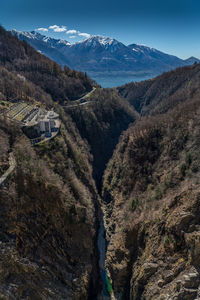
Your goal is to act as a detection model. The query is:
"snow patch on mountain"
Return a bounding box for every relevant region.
[11,30,71,47]
[12,29,43,40]
[75,35,124,52]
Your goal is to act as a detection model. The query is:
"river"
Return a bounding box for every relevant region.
[97,212,111,299]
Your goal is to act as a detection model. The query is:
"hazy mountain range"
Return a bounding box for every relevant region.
[11,30,200,76]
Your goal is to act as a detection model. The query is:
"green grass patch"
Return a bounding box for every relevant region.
[106,274,113,295]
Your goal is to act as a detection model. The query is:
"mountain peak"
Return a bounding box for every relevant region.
[11,30,71,46]
[75,35,125,52]
[84,35,116,45]
[184,56,200,63]
[11,29,45,40]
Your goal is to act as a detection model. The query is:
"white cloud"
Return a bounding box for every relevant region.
[78,32,91,38]
[66,29,91,39]
[37,27,48,32]
[66,29,78,35]
[46,25,90,39]
[49,25,67,32]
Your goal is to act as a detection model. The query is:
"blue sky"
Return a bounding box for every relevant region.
[0,0,200,58]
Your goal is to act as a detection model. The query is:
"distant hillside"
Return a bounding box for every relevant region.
[118,63,200,115]
[128,43,185,70]
[11,30,193,76]
[0,26,93,104]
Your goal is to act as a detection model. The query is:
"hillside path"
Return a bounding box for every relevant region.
[0,152,16,186]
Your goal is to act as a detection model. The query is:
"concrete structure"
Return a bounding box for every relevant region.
[6,102,61,145]
[36,110,59,137]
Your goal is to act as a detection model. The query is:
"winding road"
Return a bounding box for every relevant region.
[0,152,16,186]
[64,87,96,108]
[77,87,96,101]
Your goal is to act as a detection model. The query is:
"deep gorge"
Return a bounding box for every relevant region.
[1,26,200,300]
[65,89,137,299]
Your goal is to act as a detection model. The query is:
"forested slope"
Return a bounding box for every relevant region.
[103,76,200,299]
[0,26,100,299]
[66,88,137,190]
[0,26,137,299]
[0,26,94,104]
[118,63,200,115]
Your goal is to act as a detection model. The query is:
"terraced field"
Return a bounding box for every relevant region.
[15,105,35,121]
[7,102,36,122]
[7,102,28,119]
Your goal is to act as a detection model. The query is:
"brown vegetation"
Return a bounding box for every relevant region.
[67,88,137,190]
[118,63,200,116]
[0,26,94,104]
[102,91,200,299]
[2,24,200,299]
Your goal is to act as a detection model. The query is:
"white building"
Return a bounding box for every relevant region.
[37,110,58,134]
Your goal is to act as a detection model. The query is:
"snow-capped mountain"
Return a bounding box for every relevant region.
[11,30,196,75]
[11,30,71,46]
[75,35,127,52]
[62,35,186,73]
[11,30,72,66]
[58,35,142,72]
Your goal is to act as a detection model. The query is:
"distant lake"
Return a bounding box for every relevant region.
[89,73,157,88]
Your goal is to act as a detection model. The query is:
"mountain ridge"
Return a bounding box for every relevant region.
[11,30,197,76]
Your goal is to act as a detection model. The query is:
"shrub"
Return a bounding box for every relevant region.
[131,196,139,210]
[154,186,163,200]
[164,172,174,188]
[180,163,187,177]
[146,197,153,203]
[147,184,153,192]
[185,153,192,167]
[164,236,170,245]
[191,162,199,173]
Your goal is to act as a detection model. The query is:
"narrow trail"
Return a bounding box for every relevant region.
[0,152,16,186]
